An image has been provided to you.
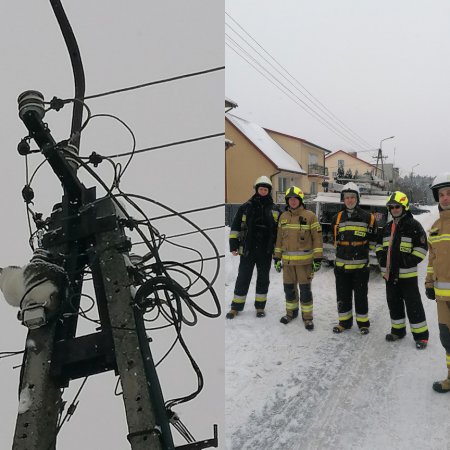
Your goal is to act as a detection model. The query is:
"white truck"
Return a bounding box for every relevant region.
[309,191,390,266]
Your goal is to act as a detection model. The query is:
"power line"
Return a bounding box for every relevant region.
[85,66,225,100]
[226,13,374,150]
[106,132,224,158]
[226,36,369,150]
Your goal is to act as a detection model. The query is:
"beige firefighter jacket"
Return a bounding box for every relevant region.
[425,209,450,301]
[274,206,323,266]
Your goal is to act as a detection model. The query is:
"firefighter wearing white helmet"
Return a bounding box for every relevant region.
[273,186,323,329]
[330,182,377,335]
[425,173,450,392]
[340,182,360,203]
[227,176,280,319]
[376,191,429,349]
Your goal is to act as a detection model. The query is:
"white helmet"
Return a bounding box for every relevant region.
[431,172,450,201]
[254,175,272,192]
[340,182,360,203]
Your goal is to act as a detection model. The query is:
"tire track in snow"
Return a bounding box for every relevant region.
[229,281,410,450]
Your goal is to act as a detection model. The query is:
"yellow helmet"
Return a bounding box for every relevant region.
[285,186,304,204]
[386,191,409,211]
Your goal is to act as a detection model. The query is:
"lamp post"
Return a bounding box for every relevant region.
[377,135,395,180]
[410,163,420,203]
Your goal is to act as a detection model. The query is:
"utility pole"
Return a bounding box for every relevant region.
[374,136,394,180]
[15,90,174,449]
[11,3,219,449]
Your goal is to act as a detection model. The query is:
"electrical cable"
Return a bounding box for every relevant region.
[105,132,224,159]
[226,35,370,151]
[225,13,374,150]
[84,66,225,100]
[80,113,136,182]
[148,203,223,222]
[0,350,25,360]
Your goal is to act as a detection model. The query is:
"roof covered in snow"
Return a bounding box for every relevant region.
[226,114,306,174]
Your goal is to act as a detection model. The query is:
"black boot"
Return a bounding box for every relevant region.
[256,309,266,318]
[226,309,238,319]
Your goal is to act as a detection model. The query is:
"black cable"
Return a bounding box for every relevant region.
[165,225,224,240]
[84,66,225,100]
[116,192,221,292]
[225,14,373,150]
[149,203,223,222]
[80,113,136,182]
[226,36,370,151]
[106,132,224,159]
[0,351,25,360]
[155,335,179,368]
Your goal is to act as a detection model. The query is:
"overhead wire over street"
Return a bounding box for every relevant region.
[226,12,374,151]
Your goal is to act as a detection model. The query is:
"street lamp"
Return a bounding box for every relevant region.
[377,135,395,180]
[410,163,420,204]
[411,163,420,177]
[380,135,395,150]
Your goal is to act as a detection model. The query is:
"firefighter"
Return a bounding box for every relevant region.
[376,191,429,349]
[425,173,450,392]
[331,182,377,335]
[273,186,323,329]
[227,176,280,319]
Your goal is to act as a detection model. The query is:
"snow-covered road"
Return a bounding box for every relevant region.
[225,206,450,450]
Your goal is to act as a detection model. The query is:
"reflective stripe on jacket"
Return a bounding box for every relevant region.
[331,207,377,271]
[229,195,280,256]
[274,207,323,265]
[376,211,428,281]
[425,210,450,300]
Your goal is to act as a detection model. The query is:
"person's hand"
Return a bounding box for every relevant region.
[312,259,322,273]
[273,258,282,273]
[425,287,436,300]
[232,250,239,256]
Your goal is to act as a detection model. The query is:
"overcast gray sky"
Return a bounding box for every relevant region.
[0,1,224,448]
[226,0,450,178]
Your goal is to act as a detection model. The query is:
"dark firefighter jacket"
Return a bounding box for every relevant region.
[376,211,428,280]
[229,194,280,256]
[331,206,377,271]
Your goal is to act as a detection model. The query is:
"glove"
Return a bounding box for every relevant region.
[425,287,436,300]
[273,258,282,273]
[312,259,322,273]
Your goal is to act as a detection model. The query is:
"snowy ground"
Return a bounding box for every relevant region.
[225,205,450,450]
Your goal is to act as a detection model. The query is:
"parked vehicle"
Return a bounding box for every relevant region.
[308,191,390,266]
[409,204,431,215]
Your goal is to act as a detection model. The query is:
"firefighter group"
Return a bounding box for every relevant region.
[227,173,450,394]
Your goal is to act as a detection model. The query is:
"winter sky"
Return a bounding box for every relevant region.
[225,0,450,178]
[0,1,224,449]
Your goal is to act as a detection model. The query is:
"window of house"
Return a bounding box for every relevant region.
[338,159,344,169]
[309,153,318,165]
[278,177,288,193]
[310,181,317,195]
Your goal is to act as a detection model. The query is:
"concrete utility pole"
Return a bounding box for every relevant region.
[11,3,219,449]
[374,136,395,180]
[14,90,172,449]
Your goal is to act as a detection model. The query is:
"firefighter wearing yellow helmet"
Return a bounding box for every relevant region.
[227,176,281,319]
[330,182,377,335]
[273,186,323,329]
[376,191,429,349]
[425,173,450,392]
